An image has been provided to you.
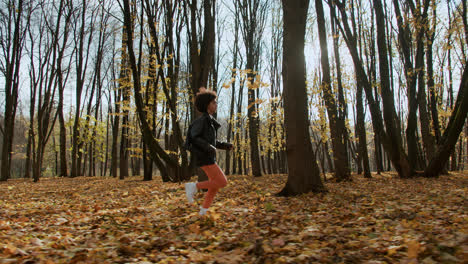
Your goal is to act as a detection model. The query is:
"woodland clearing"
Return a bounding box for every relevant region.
[0,172,466,263]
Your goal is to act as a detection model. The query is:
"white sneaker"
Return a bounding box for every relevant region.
[185,182,197,204]
[199,207,208,216]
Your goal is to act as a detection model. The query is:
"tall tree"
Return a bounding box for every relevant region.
[225,5,241,175]
[427,2,441,144]
[70,0,95,177]
[121,0,187,183]
[237,0,269,177]
[144,0,189,181]
[56,1,74,178]
[31,0,72,182]
[278,0,326,196]
[392,0,432,168]
[110,29,122,178]
[183,0,216,182]
[0,0,30,181]
[24,12,38,179]
[333,0,414,178]
[315,0,350,181]
[267,2,283,175]
[184,0,216,102]
[424,1,468,177]
[119,18,131,180]
[373,0,413,176]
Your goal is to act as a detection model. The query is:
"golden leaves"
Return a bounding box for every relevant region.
[0,173,467,263]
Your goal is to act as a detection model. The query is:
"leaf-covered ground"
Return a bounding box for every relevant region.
[0,172,466,264]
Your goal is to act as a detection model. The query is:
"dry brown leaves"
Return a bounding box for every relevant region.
[0,172,467,263]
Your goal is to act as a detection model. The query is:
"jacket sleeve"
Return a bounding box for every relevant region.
[190,117,211,152]
[215,141,229,150]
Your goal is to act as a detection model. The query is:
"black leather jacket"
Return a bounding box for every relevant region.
[190,113,230,166]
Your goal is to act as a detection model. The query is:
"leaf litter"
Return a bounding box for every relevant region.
[0,172,466,263]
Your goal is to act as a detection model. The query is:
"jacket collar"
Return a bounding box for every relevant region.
[203,112,221,129]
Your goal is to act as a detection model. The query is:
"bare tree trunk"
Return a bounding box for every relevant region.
[315,0,350,181]
[122,0,182,183]
[1,0,26,181]
[25,18,37,179]
[428,6,441,144]
[225,7,240,175]
[119,22,130,180]
[237,0,268,177]
[278,0,326,196]
[184,0,215,104]
[447,5,456,170]
[58,72,68,177]
[71,0,93,178]
[425,66,468,177]
[333,0,414,178]
[356,73,371,178]
[119,87,130,179]
[110,58,121,179]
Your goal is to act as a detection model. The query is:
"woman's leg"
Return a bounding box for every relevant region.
[196,164,227,209]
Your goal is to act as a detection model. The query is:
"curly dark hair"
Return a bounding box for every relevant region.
[194,88,217,113]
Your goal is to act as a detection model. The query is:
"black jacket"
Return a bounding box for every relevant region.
[189,113,230,167]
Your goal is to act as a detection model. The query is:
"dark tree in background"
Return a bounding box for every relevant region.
[0,0,30,181]
[70,0,95,177]
[315,0,350,182]
[237,0,269,177]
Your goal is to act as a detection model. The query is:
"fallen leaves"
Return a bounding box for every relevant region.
[0,172,466,263]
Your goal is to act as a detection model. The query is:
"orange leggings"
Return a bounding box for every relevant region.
[196,164,227,209]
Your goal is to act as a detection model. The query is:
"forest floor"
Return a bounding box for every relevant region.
[0,172,466,264]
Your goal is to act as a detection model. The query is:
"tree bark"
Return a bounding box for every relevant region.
[237,0,268,177]
[425,65,468,177]
[334,0,414,178]
[278,0,326,196]
[122,0,184,183]
[315,0,350,181]
[71,0,93,178]
[356,75,372,178]
[225,17,239,174]
[1,0,25,181]
[427,7,441,143]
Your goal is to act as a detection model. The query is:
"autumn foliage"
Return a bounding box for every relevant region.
[0,173,466,263]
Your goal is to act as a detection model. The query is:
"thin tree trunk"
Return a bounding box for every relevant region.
[356,73,372,178]
[1,0,25,181]
[123,0,182,183]
[71,0,93,178]
[316,0,350,181]
[425,66,468,177]
[237,0,267,177]
[119,26,130,180]
[225,13,239,175]
[334,0,414,178]
[427,9,441,143]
